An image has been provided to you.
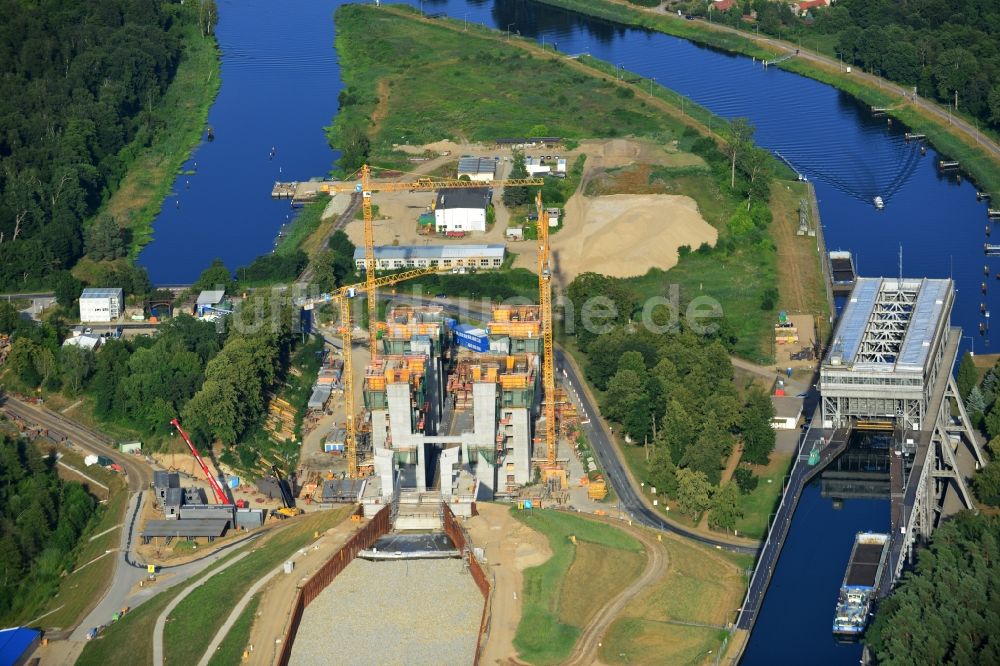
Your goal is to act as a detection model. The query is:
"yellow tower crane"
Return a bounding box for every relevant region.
[536,192,566,488]
[317,266,440,478]
[328,165,544,362]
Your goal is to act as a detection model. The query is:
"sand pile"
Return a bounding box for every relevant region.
[551,193,716,279]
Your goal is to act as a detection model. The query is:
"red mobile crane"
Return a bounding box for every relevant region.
[169,418,230,505]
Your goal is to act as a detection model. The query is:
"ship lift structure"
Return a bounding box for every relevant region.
[315,165,571,483]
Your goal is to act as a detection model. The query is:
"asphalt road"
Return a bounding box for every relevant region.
[0,396,262,640]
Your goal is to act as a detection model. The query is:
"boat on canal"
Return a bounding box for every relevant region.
[832,532,890,638]
[873,196,885,210]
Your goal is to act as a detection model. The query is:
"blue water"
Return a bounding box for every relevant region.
[136,2,992,660]
[137,0,341,283]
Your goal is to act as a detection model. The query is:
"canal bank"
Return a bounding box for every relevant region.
[526,0,1000,198]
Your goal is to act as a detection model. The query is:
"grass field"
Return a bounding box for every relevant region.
[75,553,238,666]
[333,5,689,161]
[733,454,793,539]
[77,508,351,666]
[512,508,645,665]
[599,534,744,666]
[162,508,352,665]
[274,199,327,257]
[207,594,260,666]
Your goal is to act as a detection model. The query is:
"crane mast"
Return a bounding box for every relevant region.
[330,164,544,366]
[169,418,229,505]
[326,165,546,477]
[332,266,440,478]
[536,192,557,469]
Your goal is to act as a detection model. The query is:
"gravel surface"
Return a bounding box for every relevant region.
[290,558,482,665]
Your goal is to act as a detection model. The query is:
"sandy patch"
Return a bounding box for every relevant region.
[551,193,717,280]
[466,503,552,665]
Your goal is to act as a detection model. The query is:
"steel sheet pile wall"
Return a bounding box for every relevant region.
[442,504,492,666]
[276,505,392,666]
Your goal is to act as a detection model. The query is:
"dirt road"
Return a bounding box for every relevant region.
[562,520,669,666]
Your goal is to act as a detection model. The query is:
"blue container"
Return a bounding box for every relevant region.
[455,324,489,353]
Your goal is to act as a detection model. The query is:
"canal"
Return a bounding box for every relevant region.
[136,1,995,661]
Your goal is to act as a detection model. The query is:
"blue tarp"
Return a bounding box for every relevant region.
[0,627,40,666]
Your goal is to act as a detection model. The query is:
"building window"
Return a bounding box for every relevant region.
[506,475,516,484]
[506,463,515,471]
[493,258,502,266]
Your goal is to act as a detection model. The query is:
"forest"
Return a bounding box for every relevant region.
[0,0,206,291]
[0,435,99,622]
[866,512,1000,665]
[699,0,1000,132]
[565,271,775,531]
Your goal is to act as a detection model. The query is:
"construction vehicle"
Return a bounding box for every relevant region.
[269,464,303,519]
[535,192,567,489]
[169,418,230,505]
[328,165,544,363]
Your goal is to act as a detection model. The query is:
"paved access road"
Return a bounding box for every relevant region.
[0,396,262,641]
[555,350,760,556]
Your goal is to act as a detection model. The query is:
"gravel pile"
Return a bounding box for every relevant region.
[290,558,482,665]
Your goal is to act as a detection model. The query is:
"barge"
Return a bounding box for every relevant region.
[832,532,890,638]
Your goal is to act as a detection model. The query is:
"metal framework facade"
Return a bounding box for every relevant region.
[821,278,952,431]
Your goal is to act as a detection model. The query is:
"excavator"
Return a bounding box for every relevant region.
[269,464,303,519]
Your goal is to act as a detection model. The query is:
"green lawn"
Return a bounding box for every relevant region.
[333,5,691,162]
[162,508,352,665]
[76,551,242,666]
[733,454,793,539]
[78,508,351,666]
[512,508,643,665]
[274,199,327,256]
[206,594,260,666]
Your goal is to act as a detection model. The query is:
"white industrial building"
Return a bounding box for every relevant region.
[79,288,123,323]
[770,396,803,429]
[353,244,505,271]
[456,156,497,182]
[434,188,491,233]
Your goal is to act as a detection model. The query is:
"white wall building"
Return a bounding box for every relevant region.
[79,288,123,323]
[434,188,490,233]
[771,396,803,430]
[456,156,497,182]
[353,244,505,271]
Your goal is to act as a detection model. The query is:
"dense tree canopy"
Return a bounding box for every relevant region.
[866,512,1000,665]
[0,0,195,290]
[0,435,99,622]
[704,0,1000,132]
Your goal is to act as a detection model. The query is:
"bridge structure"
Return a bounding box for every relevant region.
[736,276,985,636]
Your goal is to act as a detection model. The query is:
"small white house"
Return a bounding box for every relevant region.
[434,188,491,233]
[456,156,497,182]
[79,288,123,323]
[63,334,102,351]
[770,396,804,430]
[525,156,551,176]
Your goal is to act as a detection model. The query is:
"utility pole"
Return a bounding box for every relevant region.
[649,76,655,98]
[955,89,958,112]
[507,23,515,41]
